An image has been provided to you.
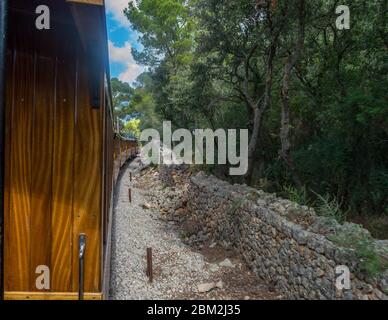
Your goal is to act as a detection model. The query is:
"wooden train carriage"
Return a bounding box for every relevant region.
[0,0,138,300]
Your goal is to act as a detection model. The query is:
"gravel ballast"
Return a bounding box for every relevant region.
[109,159,280,300]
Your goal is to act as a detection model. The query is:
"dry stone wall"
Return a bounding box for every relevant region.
[151,167,388,300]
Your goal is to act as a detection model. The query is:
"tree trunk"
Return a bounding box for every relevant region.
[246,107,263,183]
[245,42,277,184]
[280,54,303,189]
[279,0,305,189]
[244,6,285,184]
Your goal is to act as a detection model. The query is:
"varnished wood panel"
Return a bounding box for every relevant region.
[4,0,136,298]
[4,50,15,291]
[113,137,120,181]
[72,57,102,292]
[5,52,104,294]
[6,51,34,291]
[51,56,75,292]
[4,291,102,300]
[30,55,55,291]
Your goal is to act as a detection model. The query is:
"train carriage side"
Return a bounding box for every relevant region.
[1,0,137,300]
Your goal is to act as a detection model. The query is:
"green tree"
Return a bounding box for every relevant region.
[120,0,388,227]
[111,77,134,119]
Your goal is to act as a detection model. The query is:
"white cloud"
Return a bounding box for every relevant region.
[109,40,143,83]
[106,0,134,27]
[106,1,143,83]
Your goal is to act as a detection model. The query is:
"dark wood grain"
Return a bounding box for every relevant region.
[30,55,55,291]
[51,56,75,292]
[72,56,102,292]
[4,0,138,298]
[4,49,15,291]
[7,50,34,291]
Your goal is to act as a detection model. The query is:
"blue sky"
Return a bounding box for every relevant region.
[106,0,143,84]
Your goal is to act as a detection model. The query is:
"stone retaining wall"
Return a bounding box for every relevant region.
[155,168,388,300]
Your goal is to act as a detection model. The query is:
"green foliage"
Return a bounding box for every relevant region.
[111,77,134,119]
[328,224,388,276]
[117,0,388,235]
[283,185,310,206]
[125,0,195,68]
[355,240,386,277]
[123,118,141,139]
[367,216,388,240]
[313,192,347,224]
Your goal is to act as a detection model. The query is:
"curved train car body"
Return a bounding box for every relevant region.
[1,0,138,300]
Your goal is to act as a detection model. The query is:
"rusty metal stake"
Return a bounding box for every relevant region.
[128,188,132,202]
[130,172,132,182]
[146,248,153,283]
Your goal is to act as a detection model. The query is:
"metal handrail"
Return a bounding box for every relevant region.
[78,234,86,300]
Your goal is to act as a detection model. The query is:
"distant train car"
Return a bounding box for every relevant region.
[0,0,138,300]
